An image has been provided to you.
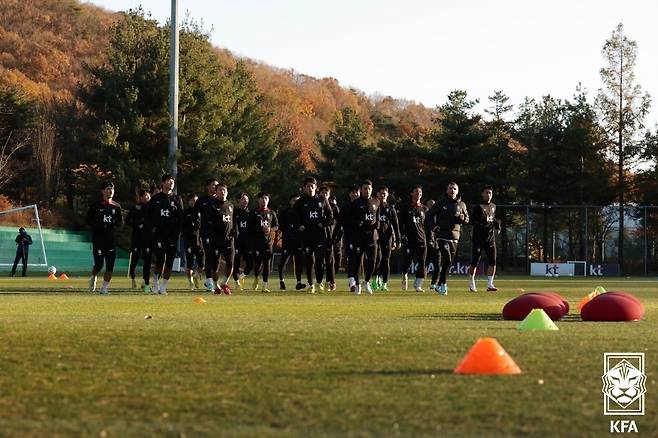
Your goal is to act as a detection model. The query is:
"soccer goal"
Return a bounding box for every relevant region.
[0,204,48,268]
[567,260,587,277]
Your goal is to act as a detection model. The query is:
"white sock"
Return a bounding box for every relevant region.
[188,276,194,285]
[487,276,494,287]
[263,281,268,288]
[159,278,168,291]
[414,278,423,289]
[101,280,109,290]
[348,277,355,287]
[469,277,476,288]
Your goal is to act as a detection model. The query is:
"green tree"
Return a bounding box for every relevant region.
[596,23,652,272]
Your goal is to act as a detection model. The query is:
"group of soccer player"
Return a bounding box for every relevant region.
[85,174,500,295]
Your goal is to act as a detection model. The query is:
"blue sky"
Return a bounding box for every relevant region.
[87,0,657,126]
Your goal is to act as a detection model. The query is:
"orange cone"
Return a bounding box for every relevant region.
[47,273,57,280]
[59,273,69,280]
[576,291,599,311]
[193,296,207,304]
[454,337,522,375]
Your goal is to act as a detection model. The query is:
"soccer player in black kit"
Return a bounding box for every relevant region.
[125,189,151,290]
[206,182,236,295]
[372,186,400,292]
[398,185,428,293]
[293,177,334,294]
[248,192,278,292]
[426,182,469,295]
[232,193,251,291]
[182,193,204,290]
[146,174,183,295]
[86,180,122,295]
[333,184,360,292]
[194,178,218,291]
[468,185,500,292]
[278,194,303,290]
[319,185,339,291]
[347,180,380,295]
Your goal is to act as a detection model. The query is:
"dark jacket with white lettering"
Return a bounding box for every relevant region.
[248,207,279,249]
[470,201,499,244]
[147,192,183,240]
[234,207,250,248]
[86,200,123,247]
[398,202,427,246]
[348,196,380,244]
[378,202,401,246]
[182,206,201,246]
[293,194,334,243]
[427,195,469,242]
[207,199,235,244]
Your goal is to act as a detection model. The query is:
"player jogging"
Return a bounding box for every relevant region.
[426,182,469,295]
[182,193,204,290]
[293,177,334,294]
[248,192,278,292]
[372,186,400,292]
[86,180,122,295]
[398,185,427,293]
[146,174,183,295]
[206,182,235,295]
[468,185,500,292]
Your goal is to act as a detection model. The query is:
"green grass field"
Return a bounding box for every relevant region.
[0,274,656,437]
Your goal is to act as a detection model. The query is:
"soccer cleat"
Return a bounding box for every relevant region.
[370,278,379,291]
[354,284,362,295]
[401,274,408,291]
[468,279,477,292]
[252,278,260,291]
[376,276,383,289]
[131,278,137,289]
[237,273,246,288]
[204,278,214,291]
[88,275,97,292]
[159,289,168,295]
[222,283,232,295]
[279,280,286,290]
[99,288,109,295]
[213,285,222,295]
[350,285,356,293]
[143,284,152,294]
[295,282,306,290]
[317,282,325,292]
[429,284,437,292]
[487,286,498,292]
[309,284,316,294]
[380,283,389,292]
[329,283,337,291]
[414,278,424,293]
[262,284,271,293]
[364,281,373,295]
[437,284,448,296]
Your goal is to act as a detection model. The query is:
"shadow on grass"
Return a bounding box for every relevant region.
[328,368,454,377]
[406,313,503,321]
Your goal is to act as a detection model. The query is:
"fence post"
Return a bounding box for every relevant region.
[644,206,648,277]
[525,205,530,274]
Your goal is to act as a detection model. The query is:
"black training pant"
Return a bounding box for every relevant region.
[303,238,326,285]
[153,234,178,272]
[348,240,377,284]
[184,238,205,272]
[437,240,458,284]
[92,245,116,273]
[206,240,235,279]
[402,242,427,279]
[470,240,496,269]
[374,242,393,283]
[279,240,303,282]
[233,242,253,280]
[252,245,273,283]
[11,247,28,277]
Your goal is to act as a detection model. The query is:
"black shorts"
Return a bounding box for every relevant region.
[92,245,116,272]
[471,240,496,267]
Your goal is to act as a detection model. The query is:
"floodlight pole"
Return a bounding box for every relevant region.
[168,0,180,180]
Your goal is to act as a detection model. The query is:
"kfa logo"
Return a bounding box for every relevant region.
[160,209,170,217]
[309,211,319,219]
[222,214,231,223]
[103,215,113,223]
[602,353,646,416]
[365,213,374,221]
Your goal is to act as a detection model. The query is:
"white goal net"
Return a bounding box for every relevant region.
[0,205,48,268]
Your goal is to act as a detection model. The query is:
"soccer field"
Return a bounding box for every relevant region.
[0,276,656,437]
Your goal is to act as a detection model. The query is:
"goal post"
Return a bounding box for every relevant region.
[0,204,48,267]
[567,260,587,277]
